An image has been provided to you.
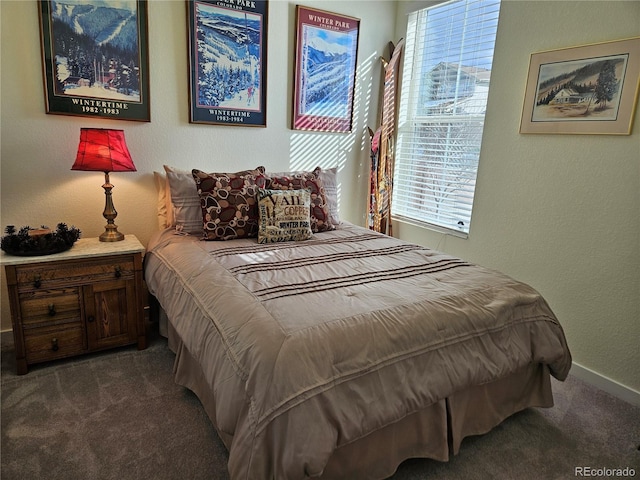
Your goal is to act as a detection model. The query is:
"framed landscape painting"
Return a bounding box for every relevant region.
[187,0,268,127]
[39,0,150,122]
[292,6,360,133]
[520,37,640,135]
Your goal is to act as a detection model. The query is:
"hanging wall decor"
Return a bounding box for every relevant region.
[520,37,640,135]
[187,0,269,127]
[38,0,151,122]
[292,6,360,133]
[368,39,404,236]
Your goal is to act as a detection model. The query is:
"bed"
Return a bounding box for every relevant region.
[145,165,572,480]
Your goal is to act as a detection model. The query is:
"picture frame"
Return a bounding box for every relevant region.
[38,0,151,122]
[292,6,360,133]
[187,0,268,127]
[520,37,640,135]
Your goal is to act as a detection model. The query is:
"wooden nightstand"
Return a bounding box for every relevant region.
[1,235,146,375]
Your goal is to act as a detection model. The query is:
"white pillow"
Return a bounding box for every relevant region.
[320,167,340,226]
[153,171,170,230]
[163,165,202,235]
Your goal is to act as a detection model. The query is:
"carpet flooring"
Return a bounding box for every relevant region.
[2,327,638,480]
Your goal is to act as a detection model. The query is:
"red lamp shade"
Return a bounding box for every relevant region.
[72,128,136,172]
[71,128,136,242]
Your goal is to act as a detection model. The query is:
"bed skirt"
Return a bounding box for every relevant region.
[164,318,553,480]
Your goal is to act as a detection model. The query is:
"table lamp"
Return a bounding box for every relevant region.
[71,128,136,242]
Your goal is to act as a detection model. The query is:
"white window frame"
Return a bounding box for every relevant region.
[392,0,501,237]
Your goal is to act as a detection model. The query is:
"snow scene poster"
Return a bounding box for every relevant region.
[188,0,268,127]
[293,6,360,133]
[39,0,150,122]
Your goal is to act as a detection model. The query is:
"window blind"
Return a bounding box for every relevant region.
[392,0,501,235]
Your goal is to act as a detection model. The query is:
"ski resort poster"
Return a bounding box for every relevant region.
[188,0,268,127]
[293,6,360,133]
[39,0,151,122]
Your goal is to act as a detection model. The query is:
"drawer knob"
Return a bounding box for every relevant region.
[88,315,95,323]
[48,304,56,316]
[114,265,122,278]
[51,338,59,352]
[33,275,42,289]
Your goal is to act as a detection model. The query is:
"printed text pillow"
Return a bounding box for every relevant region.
[265,167,335,233]
[257,189,313,244]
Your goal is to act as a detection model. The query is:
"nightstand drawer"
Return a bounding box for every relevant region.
[24,323,86,363]
[15,257,136,291]
[19,288,81,326]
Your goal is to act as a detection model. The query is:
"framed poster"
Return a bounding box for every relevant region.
[187,0,268,127]
[38,0,150,122]
[520,37,640,135]
[292,6,360,132]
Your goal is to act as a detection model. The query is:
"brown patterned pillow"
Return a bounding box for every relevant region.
[265,167,335,233]
[266,167,340,226]
[257,189,313,244]
[192,167,266,240]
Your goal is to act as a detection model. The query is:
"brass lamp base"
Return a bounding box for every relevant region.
[99,226,125,242]
[99,172,125,242]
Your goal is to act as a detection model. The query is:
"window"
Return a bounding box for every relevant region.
[392,0,501,235]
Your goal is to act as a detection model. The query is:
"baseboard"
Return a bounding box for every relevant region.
[1,329,14,348]
[570,362,640,407]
